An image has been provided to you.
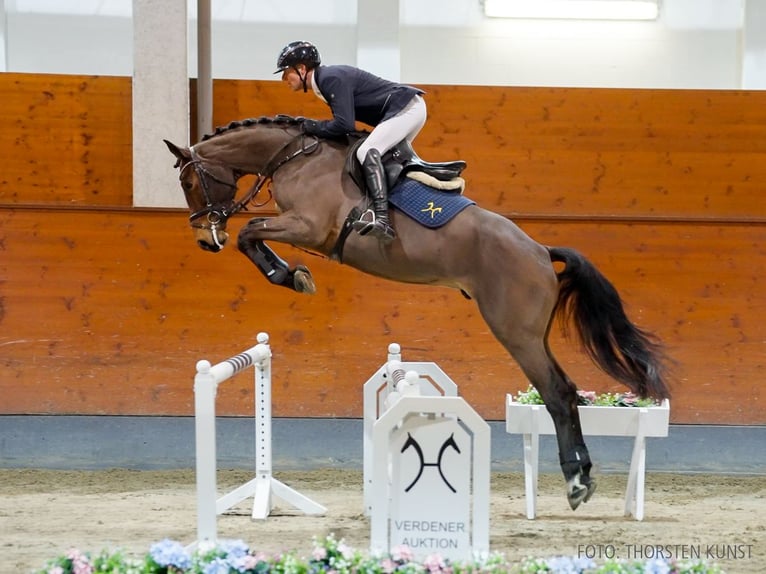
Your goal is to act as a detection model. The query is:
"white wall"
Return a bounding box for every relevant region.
[3,0,759,89]
[6,13,133,76]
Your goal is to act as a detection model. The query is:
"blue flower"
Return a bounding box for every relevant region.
[204,556,232,574]
[643,558,671,574]
[149,539,192,570]
[544,555,595,573]
[217,539,250,559]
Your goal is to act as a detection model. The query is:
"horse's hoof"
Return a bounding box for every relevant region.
[567,477,597,510]
[293,265,316,294]
[568,485,588,510]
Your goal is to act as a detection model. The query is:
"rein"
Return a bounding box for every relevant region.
[181,126,358,263]
[183,131,320,229]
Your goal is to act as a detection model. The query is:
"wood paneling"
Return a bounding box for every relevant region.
[4,75,765,220]
[212,81,766,221]
[0,74,132,206]
[1,209,763,424]
[1,74,764,424]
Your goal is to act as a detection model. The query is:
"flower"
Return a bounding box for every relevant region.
[391,544,415,562]
[545,555,596,573]
[515,385,659,408]
[577,391,598,404]
[36,537,722,574]
[148,538,192,571]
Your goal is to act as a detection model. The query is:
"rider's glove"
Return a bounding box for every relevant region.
[301,119,319,135]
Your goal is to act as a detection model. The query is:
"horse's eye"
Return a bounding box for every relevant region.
[182,181,193,191]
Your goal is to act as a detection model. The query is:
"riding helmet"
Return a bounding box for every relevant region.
[274,41,321,74]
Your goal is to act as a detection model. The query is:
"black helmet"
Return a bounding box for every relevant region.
[274,41,321,74]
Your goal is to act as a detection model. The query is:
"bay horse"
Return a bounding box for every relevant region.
[165,115,670,511]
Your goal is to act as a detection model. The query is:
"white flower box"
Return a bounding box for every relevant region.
[505,395,670,520]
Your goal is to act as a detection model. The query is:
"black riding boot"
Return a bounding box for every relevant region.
[355,149,396,243]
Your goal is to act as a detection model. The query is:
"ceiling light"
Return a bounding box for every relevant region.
[483,0,660,21]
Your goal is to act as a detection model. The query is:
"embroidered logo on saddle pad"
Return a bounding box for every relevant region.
[389,178,475,228]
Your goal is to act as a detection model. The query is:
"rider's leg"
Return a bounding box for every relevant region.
[356,148,396,242]
[355,96,426,243]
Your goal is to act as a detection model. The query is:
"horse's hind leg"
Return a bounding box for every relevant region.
[532,344,596,510]
[473,259,595,509]
[514,341,597,509]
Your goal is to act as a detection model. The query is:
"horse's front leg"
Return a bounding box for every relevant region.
[237,217,316,294]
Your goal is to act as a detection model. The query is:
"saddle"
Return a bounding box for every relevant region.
[332,133,472,265]
[345,135,467,193]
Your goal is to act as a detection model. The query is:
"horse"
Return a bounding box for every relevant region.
[164,115,670,511]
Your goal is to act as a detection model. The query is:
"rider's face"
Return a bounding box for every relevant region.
[282,66,306,92]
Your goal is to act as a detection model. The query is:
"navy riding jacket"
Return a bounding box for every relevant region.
[307,65,424,138]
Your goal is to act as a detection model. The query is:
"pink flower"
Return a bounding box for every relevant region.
[622,393,638,404]
[423,553,447,572]
[391,544,414,562]
[380,558,397,573]
[338,542,353,559]
[64,549,93,574]
[312,546,327,560]
[577,390,597,403]
[65,549,84,561]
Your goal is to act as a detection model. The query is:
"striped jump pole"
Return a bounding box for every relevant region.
[192,332,326,547]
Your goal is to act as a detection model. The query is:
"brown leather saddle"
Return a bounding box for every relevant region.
[345,135,467,191]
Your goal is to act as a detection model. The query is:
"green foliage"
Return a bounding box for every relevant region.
[514,385,659,408]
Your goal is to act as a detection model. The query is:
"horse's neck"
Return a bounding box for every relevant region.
[198,128,292,174]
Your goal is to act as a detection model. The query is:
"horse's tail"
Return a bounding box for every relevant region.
[548,246,671,400]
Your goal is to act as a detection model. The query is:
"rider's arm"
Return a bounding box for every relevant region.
[304,74,356,138]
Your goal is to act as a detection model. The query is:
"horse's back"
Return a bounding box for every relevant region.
[341,202,556,299]
[445,203,556,288]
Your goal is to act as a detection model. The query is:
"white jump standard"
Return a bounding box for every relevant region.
[365,344,490,561]
[362,343,459,516]
[192,332,326,546]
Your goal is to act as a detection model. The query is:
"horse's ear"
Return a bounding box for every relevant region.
[164,139,191,165]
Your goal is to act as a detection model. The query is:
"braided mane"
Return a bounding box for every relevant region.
[200,114,304,142]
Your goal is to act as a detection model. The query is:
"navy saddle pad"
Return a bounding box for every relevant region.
[388,178,475,229]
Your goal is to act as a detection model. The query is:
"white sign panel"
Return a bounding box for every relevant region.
[390,417,471,560]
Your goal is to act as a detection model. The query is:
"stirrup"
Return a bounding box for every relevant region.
[352,209,396,243]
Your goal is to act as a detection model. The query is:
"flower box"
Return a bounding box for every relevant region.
[506,395,670,437]
[505,394,670,520]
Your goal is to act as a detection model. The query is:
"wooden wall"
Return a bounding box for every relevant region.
[1,73,764,425]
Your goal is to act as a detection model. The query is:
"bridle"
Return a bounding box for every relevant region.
[178,130,320,246]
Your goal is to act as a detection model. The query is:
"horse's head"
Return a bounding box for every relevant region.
[164,139,241,253]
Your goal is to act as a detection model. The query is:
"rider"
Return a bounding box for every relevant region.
[274,40,427,244]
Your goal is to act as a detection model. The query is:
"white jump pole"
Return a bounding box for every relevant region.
[193,332,326,547]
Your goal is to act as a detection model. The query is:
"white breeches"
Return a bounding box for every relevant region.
[356,95,427,162]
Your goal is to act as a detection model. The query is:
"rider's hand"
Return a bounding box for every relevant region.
[301,119,319,135]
